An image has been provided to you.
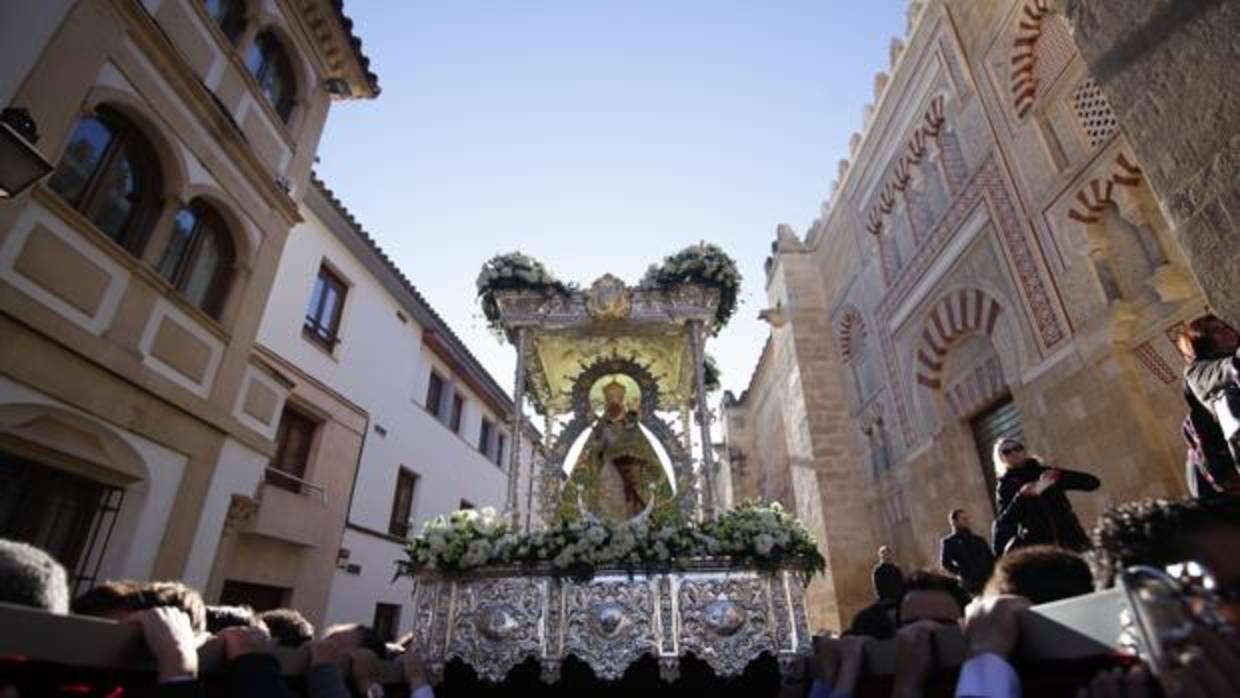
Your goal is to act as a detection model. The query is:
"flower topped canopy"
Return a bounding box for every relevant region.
[477,247,739,416]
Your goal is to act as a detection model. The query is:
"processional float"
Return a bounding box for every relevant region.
[400,247,820,684]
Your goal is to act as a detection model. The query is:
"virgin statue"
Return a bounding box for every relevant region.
[559,379,676,524]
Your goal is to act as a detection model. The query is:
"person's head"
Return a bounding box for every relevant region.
[878,545,893,563]
[950,509,972,531]
[259,608,315,648]
[206,604,262,633]
[1092,497,1240,625]
[897,571,969,627]
[602,379,627,419]
[324,623,388,657]
[0,539,69,613]
[984,545,1093,604]
[992,439,1027,474]
[1176,314,1240,362]
[73,580,207,635]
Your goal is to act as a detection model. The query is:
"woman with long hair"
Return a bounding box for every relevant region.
[991,439,1100,556]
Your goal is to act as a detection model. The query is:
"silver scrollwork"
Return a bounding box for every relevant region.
[413,563,811,685]
[677,574,777,678]
[561,576,656,680]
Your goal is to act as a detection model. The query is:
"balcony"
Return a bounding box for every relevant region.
[236,468,328,547]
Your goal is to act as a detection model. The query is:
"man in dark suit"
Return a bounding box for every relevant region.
[939,508,995,596]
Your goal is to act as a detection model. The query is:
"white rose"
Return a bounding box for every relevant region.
[754,534,775,556]
[653,542,669,561]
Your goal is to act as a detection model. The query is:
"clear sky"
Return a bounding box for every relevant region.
[315,1,908,403]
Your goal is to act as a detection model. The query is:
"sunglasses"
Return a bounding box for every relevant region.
[1000,444,1024,455]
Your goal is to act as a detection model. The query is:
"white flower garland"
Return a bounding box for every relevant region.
[400,501,824,580]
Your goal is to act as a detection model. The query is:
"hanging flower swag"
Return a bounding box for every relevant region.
[397,501,824,582]
[476,252,574,336]
[641,243,742,336]
[476,245,742,338]
[703,353,721,394]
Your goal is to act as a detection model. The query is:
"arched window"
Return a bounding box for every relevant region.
[204,0,245,44]
[156,200,234,317]
[246,32,296,122]
[48,108,163,254]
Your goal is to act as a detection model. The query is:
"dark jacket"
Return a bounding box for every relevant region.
[1183,386,1239,498]
[939,528,995,594]
[1184,348,1240,407]
[846,598,897,640]
[1184,349,1240,462]
[871,561,903,601]
[992,459,1100,555]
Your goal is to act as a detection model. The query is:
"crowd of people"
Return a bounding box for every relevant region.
[789,494,1240,698]
[786,314,1240,697]
[0,538,432,697]
[2,315,1239,697]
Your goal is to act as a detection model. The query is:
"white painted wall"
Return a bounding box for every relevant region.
[259,196,536,631]
[0,375,188,583]
[0,0,73,105]
[182,436,267,590]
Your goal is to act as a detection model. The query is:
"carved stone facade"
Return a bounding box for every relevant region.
[1062,0,1240,328]
[722,0,1205,631]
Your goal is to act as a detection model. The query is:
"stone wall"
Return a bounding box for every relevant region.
[725,0,1205,630]
[1063,0,1240,326]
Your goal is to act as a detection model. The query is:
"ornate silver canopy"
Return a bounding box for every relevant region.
[411,562,812,684]
[490,275,723,526]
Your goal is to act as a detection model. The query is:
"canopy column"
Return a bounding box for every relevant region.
[505,328,529,526]
[689,319,716,519]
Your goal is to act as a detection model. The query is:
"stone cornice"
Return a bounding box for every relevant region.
[284,0,380,99]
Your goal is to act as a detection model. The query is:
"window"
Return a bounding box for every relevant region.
[426,372,445,419]
[304,265,347,351]
[478,418,493,456]
[203,0,245,44]
[0,451,123,593]
[459,499,474,511]
[1071,78,1119,149]
[219,580,287,612]
[373,603,401,643]
[494,432,507,467]
[449,394,464,433]
[245,31,296,122]
[388,468,418,538]
[268,408,316,493]
[156,200,234,317]
[49,108,163,253]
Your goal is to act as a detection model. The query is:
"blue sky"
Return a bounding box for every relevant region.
[315,1,908,400]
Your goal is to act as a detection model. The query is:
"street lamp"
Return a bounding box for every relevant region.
[0,107,53,199]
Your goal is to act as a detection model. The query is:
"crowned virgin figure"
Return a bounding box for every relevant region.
[560,379,676,524]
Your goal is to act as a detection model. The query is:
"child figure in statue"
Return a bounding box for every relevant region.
[559,379,677,524]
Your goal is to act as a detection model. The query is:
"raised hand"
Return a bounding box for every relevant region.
[126,607,198,682]
[892,620,937,698]
[402,642,430,690]
[963,594,1031,660]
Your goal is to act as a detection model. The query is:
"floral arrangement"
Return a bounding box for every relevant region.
[476,252,574,336]
[640,243,742,336]
[703,353,721,394]
[397,501,824,582]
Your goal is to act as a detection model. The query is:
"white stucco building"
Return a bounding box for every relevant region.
[256,178,539,639]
